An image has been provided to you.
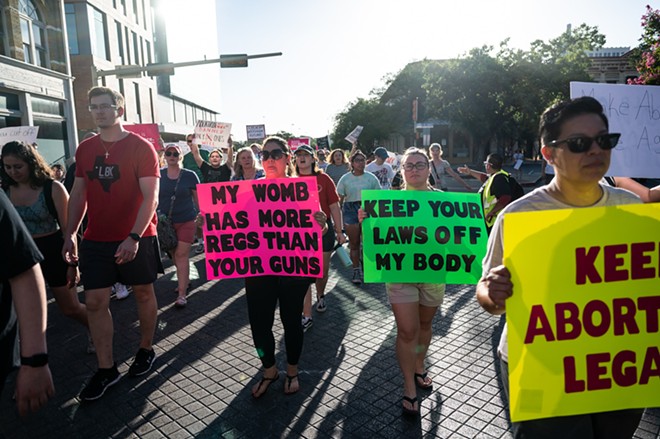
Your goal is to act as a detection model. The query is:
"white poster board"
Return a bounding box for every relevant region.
[345,125,363,143]
[194,121,232,149]
[570,82,660,178]
[246,124,266,140]
[0,126,39,149]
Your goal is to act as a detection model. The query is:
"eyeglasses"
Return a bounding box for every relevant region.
[165,151,180,157]
[88,104,117,112]
[262,149,286,161]
[403,162,429,171]
[548,133,620,153]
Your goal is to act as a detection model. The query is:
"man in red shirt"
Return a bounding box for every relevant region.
[63,86,161,401]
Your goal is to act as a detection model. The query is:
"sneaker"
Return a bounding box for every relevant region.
[316,296,326,313]
[79,365,121,401]
[351,269,362,285]
[128,348,155,377]
[195,242,205,255]
[114,283,130,300]
[301,316,313,332]
[86,332,96,354]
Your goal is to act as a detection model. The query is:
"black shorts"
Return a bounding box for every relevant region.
[322,218,336,252]
[33,231,68,288]
[80,236,163,290]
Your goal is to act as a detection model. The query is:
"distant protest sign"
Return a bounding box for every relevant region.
[0,126,39,149]
[196,177,323,280]
[570,82,660,178]
[345,125,363,143]
[503,203,660,422]
[194,120,232,149]
[316,135,330,150]
[288,137,310,151]
[361,190,487,284]
[246,124,266,140]
[124,123,161,150]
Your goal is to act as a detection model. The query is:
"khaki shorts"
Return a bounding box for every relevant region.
[386,283,445,307]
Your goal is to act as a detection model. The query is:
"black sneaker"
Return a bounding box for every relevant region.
[128,348,155,377]
[79,365,121,401]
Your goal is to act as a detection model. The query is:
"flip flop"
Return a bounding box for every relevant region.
[284,374,299,395]
[415,372,433,390]
[402,396,419,416]
[174,296,187,307]
[252,373,279,399]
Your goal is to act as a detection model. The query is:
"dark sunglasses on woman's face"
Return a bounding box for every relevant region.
[262,149,286,161]
[547,133,620,154]
[165,151,179,157]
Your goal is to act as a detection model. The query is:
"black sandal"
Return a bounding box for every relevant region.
[402,396,419,416]
[414,372,433,390]
[252,373,279,399]
[284,374,299,395]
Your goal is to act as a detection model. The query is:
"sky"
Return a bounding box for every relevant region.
[159,0,652,142]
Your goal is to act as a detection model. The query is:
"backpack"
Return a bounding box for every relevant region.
[43,179,60,226]
[504,172,524,201]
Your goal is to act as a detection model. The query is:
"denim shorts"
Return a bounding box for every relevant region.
[342,201,361,225]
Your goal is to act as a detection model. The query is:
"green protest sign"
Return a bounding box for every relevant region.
[361,190,487,284]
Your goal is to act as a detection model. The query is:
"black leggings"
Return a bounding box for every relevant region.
[245,276,311,369]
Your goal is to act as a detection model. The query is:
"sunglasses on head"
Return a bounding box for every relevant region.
[262,149,286,161]
[165,151,180,157]
[548,133,620,153]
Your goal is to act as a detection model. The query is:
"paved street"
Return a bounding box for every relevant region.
[1,246,659,438]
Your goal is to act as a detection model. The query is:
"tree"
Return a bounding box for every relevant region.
[331,97,391,153]
[629,5,660,85]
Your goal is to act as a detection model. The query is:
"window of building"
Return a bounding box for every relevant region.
[32,96,67,164]
[134,83,141,123]
[89,6,109,60]
[145,40,152,64]
[125,27,131,64]
[116,21,124,64]
[141,0,147,30]
[133,0,139,24]
[64,4,79,55]
[19,0,48,67]
[0,4,6,56]
[132,31,139,65]
[119,0,126,15]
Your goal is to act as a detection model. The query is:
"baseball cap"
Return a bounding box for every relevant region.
[165,143,182,154]
[373,147,388,159]
[294,144,315,155]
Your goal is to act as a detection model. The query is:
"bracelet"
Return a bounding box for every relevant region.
[21,353,48,367]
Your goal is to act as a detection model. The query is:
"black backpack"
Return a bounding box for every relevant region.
[503,172,524,201]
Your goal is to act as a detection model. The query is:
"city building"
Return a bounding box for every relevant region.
[586,47,639,84]
[0,0,77,166]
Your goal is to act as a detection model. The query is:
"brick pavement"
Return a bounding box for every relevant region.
[1,251,659,438]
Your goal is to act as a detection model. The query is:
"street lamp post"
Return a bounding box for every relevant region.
[92,52,283,83]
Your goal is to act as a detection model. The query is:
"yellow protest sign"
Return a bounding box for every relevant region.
[503,203,660,422]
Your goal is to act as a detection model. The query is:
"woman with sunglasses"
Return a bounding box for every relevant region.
[158,144,200,307]
[336,151,381,285]
[360,147,446,417]
[477,96,643,438]
[247,136,328,398]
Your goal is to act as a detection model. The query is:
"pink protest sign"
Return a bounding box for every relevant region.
[287,137,310,151]
[124,124,161,150]
[196,177,323,280]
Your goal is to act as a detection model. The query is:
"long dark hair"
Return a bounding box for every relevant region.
[0,141,53,189]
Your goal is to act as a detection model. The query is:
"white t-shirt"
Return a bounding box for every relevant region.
[481,185,641,362]
[365,161,395,189]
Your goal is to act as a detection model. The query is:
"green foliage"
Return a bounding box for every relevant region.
[629,5,660,85]
[331,23,606,160]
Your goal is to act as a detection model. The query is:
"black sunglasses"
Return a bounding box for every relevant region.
[165,151,180,157]
[262,149,286,161]
[548,133,620,153]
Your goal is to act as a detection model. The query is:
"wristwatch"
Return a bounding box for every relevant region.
[21,353,48,367]
[128,233,141,242]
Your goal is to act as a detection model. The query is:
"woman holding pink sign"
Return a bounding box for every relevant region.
[246,136,328,398]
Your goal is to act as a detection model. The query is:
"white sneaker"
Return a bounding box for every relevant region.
[114,283,130,300]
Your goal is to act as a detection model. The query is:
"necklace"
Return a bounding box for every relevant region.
[100,139,117,158]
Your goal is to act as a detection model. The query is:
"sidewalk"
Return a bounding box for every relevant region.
[1,251,658,438]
